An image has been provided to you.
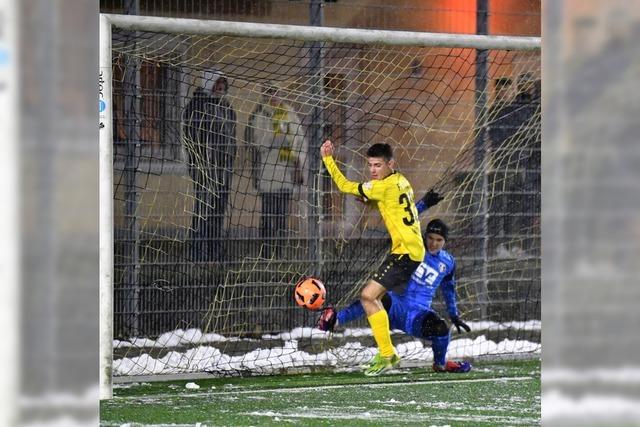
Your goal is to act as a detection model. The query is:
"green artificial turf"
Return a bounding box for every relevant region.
[101,359,540,426]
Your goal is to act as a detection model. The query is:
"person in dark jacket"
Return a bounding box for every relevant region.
[183,70,237,262]
[487,73,541,247]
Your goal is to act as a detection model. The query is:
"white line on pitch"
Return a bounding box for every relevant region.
[113,376,533,401]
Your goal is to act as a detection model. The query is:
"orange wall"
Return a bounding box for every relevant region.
[397,0,477,34]
[341,0,539,36]
[490,0,541,36]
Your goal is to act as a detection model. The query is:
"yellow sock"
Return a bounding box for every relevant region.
[367,309,395,358]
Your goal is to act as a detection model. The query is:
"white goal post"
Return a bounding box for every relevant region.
[99,13,540,400]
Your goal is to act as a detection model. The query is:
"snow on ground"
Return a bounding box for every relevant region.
[244,407,537,426]
[114,321,540,349]
[114,329,243,348]
[467,320,541,331]
[113,325,540,376]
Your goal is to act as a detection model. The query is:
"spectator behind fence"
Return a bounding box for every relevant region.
[487,77,516,239]
[245,83,307,258]
[487,73,541,250]
[488,76,514,154]
[183,69,237,262]
[509,73,540,237]
[518,76,541,240]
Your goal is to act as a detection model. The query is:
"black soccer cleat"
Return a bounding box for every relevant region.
[316,306,337,332]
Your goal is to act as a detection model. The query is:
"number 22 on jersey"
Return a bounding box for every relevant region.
[414,263,438,286]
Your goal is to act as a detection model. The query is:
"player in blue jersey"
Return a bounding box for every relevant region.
[317,191,472,373]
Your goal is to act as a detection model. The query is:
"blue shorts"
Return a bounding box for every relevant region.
[385,292,435,337]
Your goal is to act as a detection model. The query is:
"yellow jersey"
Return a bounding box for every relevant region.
[323,156,425,261]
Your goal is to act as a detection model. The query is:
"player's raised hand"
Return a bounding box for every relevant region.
[320,139,334,158]
[421,189,444,208]
[450,315,471,334]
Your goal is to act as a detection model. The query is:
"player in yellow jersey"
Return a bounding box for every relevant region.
[320,139,424,376]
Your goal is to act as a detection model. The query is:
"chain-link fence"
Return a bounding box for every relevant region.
[107,19,540,344]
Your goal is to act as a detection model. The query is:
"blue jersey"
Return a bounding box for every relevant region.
[335,195,460,338]
[403,196,458,316]
[394,249,457,314]
[386,248,458,336]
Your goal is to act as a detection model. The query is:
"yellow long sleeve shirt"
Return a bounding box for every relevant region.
[323,155,425,261]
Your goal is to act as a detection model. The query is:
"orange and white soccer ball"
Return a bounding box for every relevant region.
[294,277,326,311]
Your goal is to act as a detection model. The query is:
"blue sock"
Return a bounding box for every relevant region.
[337,300,366,326]
[430,332,450,366]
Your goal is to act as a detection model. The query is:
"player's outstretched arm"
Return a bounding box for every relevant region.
[416,188,444,215]
[450,315,471,334]
[320,139,364,197]
[320,139,334,158]
[441,266,470,334]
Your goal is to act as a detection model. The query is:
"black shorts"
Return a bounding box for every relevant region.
[371,254,421,293]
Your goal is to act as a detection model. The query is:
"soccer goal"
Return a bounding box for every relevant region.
[100,14,541,398]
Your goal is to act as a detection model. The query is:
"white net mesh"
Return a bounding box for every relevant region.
[109,27,540,377]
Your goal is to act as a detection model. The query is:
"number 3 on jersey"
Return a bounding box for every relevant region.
[399,193,416,226]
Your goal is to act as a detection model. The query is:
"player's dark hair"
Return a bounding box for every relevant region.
[366,143,393,161]
[426,218,449,240]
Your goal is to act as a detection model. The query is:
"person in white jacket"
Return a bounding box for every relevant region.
[245,84,307,258]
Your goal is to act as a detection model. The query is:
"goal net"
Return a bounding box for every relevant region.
[102,16,540,379]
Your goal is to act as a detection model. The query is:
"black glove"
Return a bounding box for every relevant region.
[421,189,444,208]
[450,316,471,334]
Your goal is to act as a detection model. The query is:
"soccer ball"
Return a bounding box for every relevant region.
[294,277,326,311]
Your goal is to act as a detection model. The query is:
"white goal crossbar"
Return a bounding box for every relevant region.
[102,13,541,50]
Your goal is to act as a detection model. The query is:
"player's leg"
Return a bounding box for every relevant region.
[415,311,471,373]
[360,293,406,370]
[361,278,394,359]
[338,300,365,325]
[361,280,400,376]
[318,294,406,372]
[360,255,408,358]
[361,254,419,376]
[419,311,450,368]
[317,300,365,332]
[317,292,393,332]
[316,290,395,374]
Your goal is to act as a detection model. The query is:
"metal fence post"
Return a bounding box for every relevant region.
[474,0,490,319]
[308,0,324,276]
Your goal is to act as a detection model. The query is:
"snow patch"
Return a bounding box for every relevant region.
[114,321,540,349]
[114,334,539,376]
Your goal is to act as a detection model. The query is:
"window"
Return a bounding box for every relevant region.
[113,57,184,164]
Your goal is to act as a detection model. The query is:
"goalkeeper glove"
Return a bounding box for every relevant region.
[420,189,444,208]
[450,316,471,334]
